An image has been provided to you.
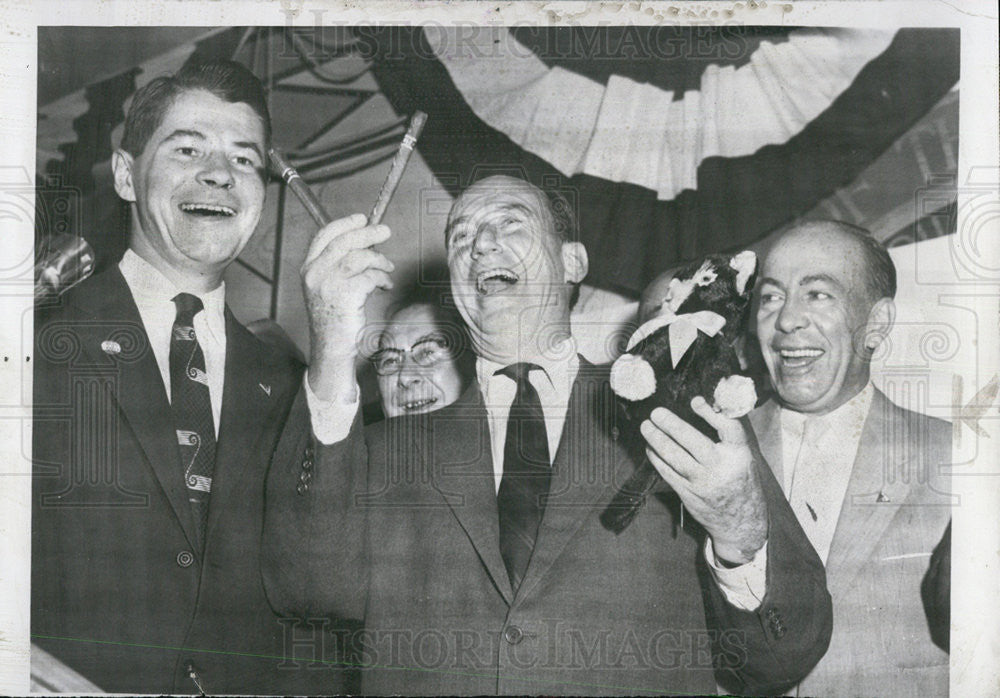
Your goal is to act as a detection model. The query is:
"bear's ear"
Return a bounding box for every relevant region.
[729,251,757,295]
[666,277,695,312]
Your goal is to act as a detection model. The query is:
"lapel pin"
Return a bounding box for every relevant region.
[259,382,271,396]
[876,491,891,503]
[101,340,122,355]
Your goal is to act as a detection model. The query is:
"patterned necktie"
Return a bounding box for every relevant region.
[496,363,552,592]
[169,292,216,551]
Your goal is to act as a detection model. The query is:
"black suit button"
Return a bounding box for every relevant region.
[503,625,523,645]
[300,470,312,484]
[305,445,315,459]
[176,550,195,568]
[302,458,313,471]
[297,481,310,496]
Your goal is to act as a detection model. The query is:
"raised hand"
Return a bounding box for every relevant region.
[301,213,394,402]
[640,396,768,565]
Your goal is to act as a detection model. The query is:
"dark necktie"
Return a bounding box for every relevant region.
[169,292,217,551]
[496,363,552,592]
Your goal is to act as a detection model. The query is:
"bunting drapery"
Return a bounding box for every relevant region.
[36,26,961,302]
[425,26,897,201]
[369,26,960,294]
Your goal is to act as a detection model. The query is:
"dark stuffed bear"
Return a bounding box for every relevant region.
[601,250,758,533]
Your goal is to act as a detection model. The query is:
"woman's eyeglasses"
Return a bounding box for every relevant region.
[371,335,455,376]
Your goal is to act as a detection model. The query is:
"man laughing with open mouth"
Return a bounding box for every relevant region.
[34,59,372,695]
[755,221,894,415]
[112,87,266,292]
[444,175,588,365]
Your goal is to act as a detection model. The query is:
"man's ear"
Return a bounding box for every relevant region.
[561,241,589,284]
[112,149,136,203]
[864,297,896,352]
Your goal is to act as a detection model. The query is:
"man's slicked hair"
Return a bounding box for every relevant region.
[120,59,271,157]
[541,186,582,308]
[449,175,579,244]
[543,188,578,243]
[817,220,897,301]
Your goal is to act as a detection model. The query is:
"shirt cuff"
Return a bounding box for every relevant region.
[303,369,359,445]
[704,538,768,612]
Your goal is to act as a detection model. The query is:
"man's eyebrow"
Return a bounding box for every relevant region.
[233,140,264,159]
[447,201,534,236]
[485,202,535,220]
[758,277,785,291]
[161,130,263,159]
[800,273,846,289]
[162,129,206,144]
[500,202,531,215]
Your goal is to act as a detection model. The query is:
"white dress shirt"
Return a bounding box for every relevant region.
[119,249,227,436]
[476,341,579,493]
[779,383,874,564]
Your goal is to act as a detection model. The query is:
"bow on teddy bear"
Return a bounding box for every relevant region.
[602,251,759,533]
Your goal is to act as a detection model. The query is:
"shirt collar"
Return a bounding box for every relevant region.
[119,249,227,330]
[476,337,580,394]
[780,382,875,438]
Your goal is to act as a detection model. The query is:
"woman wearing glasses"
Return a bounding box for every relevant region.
[371,300,475,418]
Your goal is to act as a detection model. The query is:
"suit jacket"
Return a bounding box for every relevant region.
[31,267,331,694]
[263,360,833,695]
[750,390,952,696]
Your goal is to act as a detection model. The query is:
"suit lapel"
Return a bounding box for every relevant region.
[427,384,514,604]
[203,311,274,543]
[70,268,201,550]
[516,359,633,604]
[426,360,647,606]
[749,400,785,492]
[825,391,911,600]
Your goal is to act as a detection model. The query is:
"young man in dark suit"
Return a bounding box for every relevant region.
[264,175,834,695]
[31,59,375,694]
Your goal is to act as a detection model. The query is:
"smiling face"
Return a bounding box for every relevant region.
[375,304,468,418]
[756,226,885,415]
[445,176,587,362]
[112,88,267,290]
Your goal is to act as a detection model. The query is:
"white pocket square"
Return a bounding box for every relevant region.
[881,552,932,561]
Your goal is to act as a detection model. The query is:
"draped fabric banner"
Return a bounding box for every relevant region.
[369,26,960,295]
[425,26,897,201]
[37,26,961,298]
